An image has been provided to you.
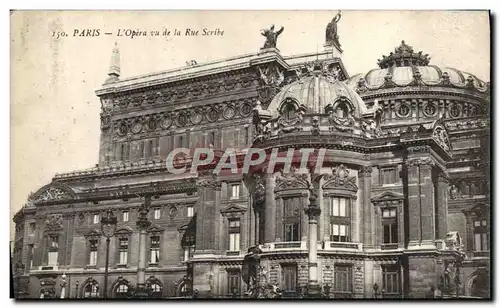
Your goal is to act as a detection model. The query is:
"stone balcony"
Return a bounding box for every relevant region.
[258,241,362,254]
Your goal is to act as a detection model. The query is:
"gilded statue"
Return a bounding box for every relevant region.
[326,10,342,47]
[261,25,284,49]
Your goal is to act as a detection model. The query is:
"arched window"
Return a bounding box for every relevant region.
[280,99,299,121]
[335,102,349,118]
[83,281,99,298]
[115,284,129,298]
[150,283,162,298]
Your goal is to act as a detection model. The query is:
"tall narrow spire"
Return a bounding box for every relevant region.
[105,42,120,84]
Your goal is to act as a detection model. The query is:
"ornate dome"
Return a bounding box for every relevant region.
[266,61,368,118]
[346,41,489,94]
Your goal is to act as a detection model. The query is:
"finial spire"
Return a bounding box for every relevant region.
[105,42,120,84]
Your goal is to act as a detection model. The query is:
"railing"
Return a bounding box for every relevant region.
[274,242,302,249]
[326,241,362,251]
[381,243,399,250]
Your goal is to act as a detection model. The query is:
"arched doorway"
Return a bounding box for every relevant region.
[470,273,490,298]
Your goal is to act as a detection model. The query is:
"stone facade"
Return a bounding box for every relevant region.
[12,26,490,299]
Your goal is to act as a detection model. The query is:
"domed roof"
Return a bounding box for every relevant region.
[346,41,489,94]
[267,61,368,118]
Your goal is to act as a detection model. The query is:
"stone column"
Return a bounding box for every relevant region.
[135,196,151,297]
[436,172,449,240]
[305,174,322,298]
[419,160,436,244]
[264,174,276,243]
[193,176,222,298]
[358,166,373,248]
[405,155,437,246]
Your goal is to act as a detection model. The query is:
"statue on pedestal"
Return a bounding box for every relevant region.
[261,25,284,49]
[326,11,342,48]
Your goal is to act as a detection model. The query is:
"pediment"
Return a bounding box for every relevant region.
[115,227,133,235]
[371,191,404,206]
[147,224,165,234]
[29,181,77,204]
[462,203,489,216]
[84,229,102,238]
[221,204,247,214]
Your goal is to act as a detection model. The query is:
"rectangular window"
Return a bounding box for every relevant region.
[93,214,100,224]
[330,197,350,242]
[381,167,397,185]
[154,209,161,220]
[473,219,488,251]
[122,211,129,222]
[244,127,249,145]
[382,208,398,244]
[28,244,34,269]
[208,131,216,147]
[227,270,241,295]
[334,264,353,298]
[183,245,194,262]
[229,219,241,252]
[48,251,58,266]
[281,264,297,292]
[119,238,128,265]
[140,141,145,158]
[283,197,300,242]
[29,223,36,235]
[187,206,194,217]
[89,239,98,266]
[382,265,400,295]
[231,184,240,199]
[50,235,59,249]
[150,236,160,264]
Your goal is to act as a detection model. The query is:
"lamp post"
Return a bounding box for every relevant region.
[101,209,118,299]
[60,273,67,299]
[75,281,79,299]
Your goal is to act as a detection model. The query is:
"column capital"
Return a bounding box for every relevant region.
[196,175,222,191]
[358,166,372,178]
[405,157,435,168]
[407,145,431,154]
[437,172,450,183]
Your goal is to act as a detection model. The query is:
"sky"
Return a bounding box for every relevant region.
[10,10,490,231]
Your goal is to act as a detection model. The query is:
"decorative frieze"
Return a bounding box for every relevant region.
[405,157,435,168]
[322,165,358,192]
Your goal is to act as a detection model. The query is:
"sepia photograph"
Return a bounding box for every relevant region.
[9,10,491,300]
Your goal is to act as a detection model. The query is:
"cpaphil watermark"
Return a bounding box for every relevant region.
[165,147,328,175]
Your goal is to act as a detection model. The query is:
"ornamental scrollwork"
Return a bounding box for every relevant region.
[45,214,63,231]
[405,157,435,168]
[433,125,451,152]
[358,166,372,177]
[275,166,309,191]
[322,164,358,191]
[30,184,75,203]
[197,175,222,190]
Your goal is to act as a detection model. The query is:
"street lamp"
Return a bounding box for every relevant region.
[101,209,118,299]
[60,273,67,299]
[75,281,79,299]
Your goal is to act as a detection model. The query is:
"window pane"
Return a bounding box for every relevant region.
[332,224,339,236]
[481,220,487,226]
[474,233,482,251]
[90,251,97,265]
[339,225,346,236]
[383,225,390,243]
[482,234,488,251]
[339,198,346,217]
[382,209,389,218]
[120,251,127,264]
[187,206,194,217]
[332,198,339,216]
[390,209,396,217]
[123,212,129,222]
[48,251,58,266]
[474,221,480,227]
[391,223,398,243]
